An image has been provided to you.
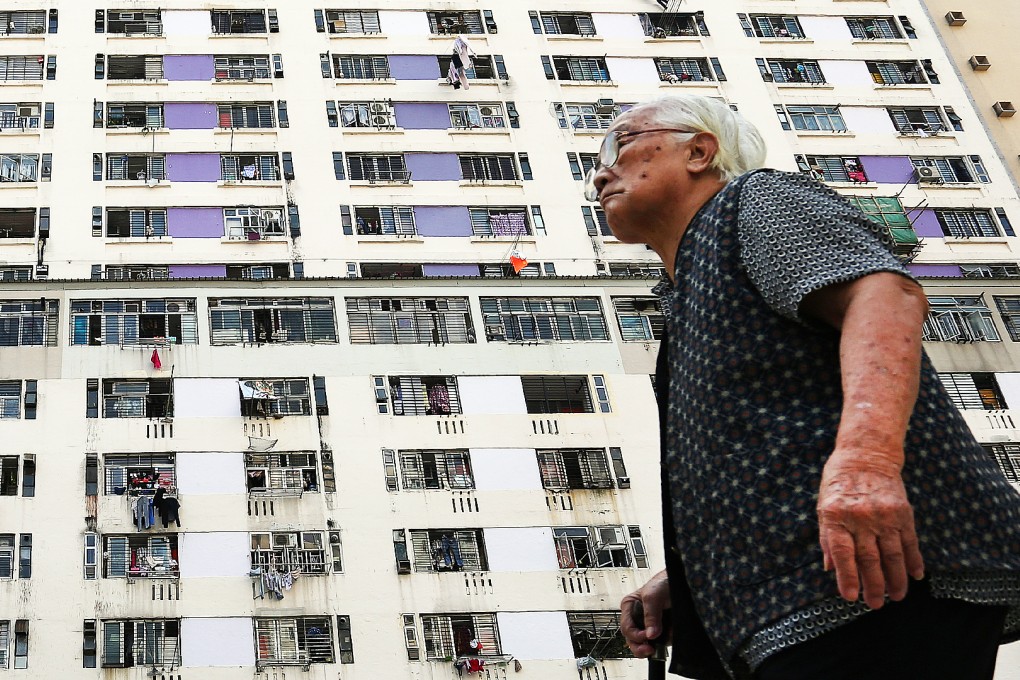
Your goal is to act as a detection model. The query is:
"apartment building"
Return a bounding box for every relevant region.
[0,1,1018,678]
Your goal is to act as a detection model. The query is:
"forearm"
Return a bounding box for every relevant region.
[831,278,926,469]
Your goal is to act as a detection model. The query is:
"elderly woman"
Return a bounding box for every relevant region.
[597,95,1020,679]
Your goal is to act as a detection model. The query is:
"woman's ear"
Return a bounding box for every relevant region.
[685,132,720,175]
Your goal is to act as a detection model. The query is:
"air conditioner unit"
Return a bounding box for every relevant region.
[994,101,1016,118]
[369,102,391,114]
[945,11,967,26]
[18,106,38,118]
[969,55,991,71]
[478,105,498,117]
[262,209,282,223]
[916,166,942,183]
[596,98,616,114]
[372,114,395,127]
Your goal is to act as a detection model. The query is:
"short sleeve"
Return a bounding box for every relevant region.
[737,170,916,324]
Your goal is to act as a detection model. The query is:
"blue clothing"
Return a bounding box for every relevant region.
[654,169,1020,678]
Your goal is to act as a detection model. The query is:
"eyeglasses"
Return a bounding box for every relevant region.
[583,127,697,202]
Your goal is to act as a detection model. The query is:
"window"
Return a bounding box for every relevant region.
[347,154,409,183]
[0,11,46,35]
[102,379,172,418]
[449,103,506,129]
[984,444,1020,484]
[0,153,38,182]
[255,617,334,666]
[887,107,950,135]
[846,17,903,40]
[0,103,41,129]
[0,266,32,281]
[325,10,381,34]
[469,207,531,237]
[209,298,337,345]
[938,373,1006,410]
[439,55,500,80]
[640,13,705,37]
[251,532,328,575]
[221,154,280,181]
[218,103,274,129]
[745,15,805,38]
[923,296,1000,342]
[0,381,22,419]
[101,620,180,668]
[548,56,610,82]
[333,55,389,79]
[536,12,596,36]
[537,449,614,490]
[103,535,178,578]
[867,60,929,85]
[226,263,291,280]
[555,102,617,130]
[388,376,462,416]
[846,197,917,253]
[460,154,519,182]
[211,10,266,34]
[798,155,868,183]
[83,621,97,668]
[104,453,175,495]
[224,207,284,240]
[107,103,163,129]
[481,297,609,342]
[0,621,6,668]
[420,614,500,660]
[71,298,196,346]
[105,209,167,238]
[0,457,16,496]
[0,299,58,347]
[12,621,26,669]
[346,297,475,345]
[554,526,634,568]
[911,157,983,184]
[333,101,395,128]
[935,209,1000,237]
[784,105,846,131]
[963,264,1020,279]
[0,535,13,578]
[521,376,594,414]
[410,529,487,572]
[995,297,1020,342]
[759,59,824,84]
[399,450,473,490]
[246,452,319,495]
[427,11,484,35]
[107,55,164,80]
[612,297,664,341]
[0,56,45,82]
[347,206,413,236]
[239,379,311,417]
[214,55,271,80]
[655,57,715,83]
[104,266,170,281]
[106,10,161,35]
[105,154,165,181]
[0,208,36,239]
[568,612,631,659]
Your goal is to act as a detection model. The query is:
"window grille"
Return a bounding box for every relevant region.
[210,298,337,345]
[0,298,58,347]
[427,11,484,35]
[766,60,824,83]
[354,206,415,235]
[935,209,998,237]
[0,154,38,182]
[106,11,161,35]
[801,155,866,183]
[995,297,1020,342]
[333,55,389,79]
[102,379,172,419]
[347,154,408,183]
[255,617,334,665]
[639,13,702,37]
[105,155,165,181]
[846,17,902,40]
[399,450,473,490]
[105,209,167,239]
[938,373,1005,410]
[223,207,285,240]
[0,267,31,281]
[655,58,713,82]
[538,449,613,490]
[103,535,178,578]
[984,444,1020,484]
[747,15,803,38]
[0,56,45,82]
[612,297,664,341]
[887,107,946,134]
[420,614,500,660]
[552,57,610,82]
[567,612,631,658]
[214,55,271,80]
[450,103,506,129]
[346,297,474,344]
[325,10,381,34]
[71,298,196,346]
[104,453,175,495]
[389,376,462,416]
[786,105,846,131]
[481,297,608,342]
[539,13,596,36]
[107,55,164,80]
[0,208,35,239]
[0,11,46,35]
[0,102,41,130]
[104,266,170,282]
[239,379,311,417]
[0,457,16,496]
[555,103,616,130]
[522,375,593,414]
[0,621,7,668]
[460,155,518,182]
[220,154,279,181]
[438,55,497,80]
[867,60,925,85]
[218,103,274,129]
[211,10,266,34]
[334,101,397,128]
[107,103,163,129]
[0,381,20,419]
[469,207,530,237]
[554,526,633,569]
[101,620,180,668]
[250,532,328,575]
[410,529,487,572]
[0,535,13,578]
[246,452,319,495]
[923,296,1000,342]
[963,264,1020,279]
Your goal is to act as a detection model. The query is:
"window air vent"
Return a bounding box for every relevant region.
[994,101,1016,118]
[945,11,967,26]
[969,55,991,71]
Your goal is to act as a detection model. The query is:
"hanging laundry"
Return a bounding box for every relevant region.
[150,349,161,370]
[159,495,181,528]
[449,35,475,91]
[241,164,258,179]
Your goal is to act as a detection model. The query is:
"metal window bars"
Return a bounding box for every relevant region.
[567,612,631,659]
[0,535,13,578]
[420,613,501,660]
[640,13,700,37]
[389,377,462,416]
[334,55,390,79]
[101,619,181,668]
[210,298,337,344]
[938,373,1005,410]
[428,11,484,34]
[398,450,474,489]
[480,297,609,342]
[255,617,334,666]
[106,11,162,35]
[983,444,1020,484]
[245,452,319,496]
[0,11,46,34]
[103,535,178,578]
[346,297,475,345]
[103,453,175,495]
[0,56,45,82]
[537,449,614,490]
[410,529,487,572]
[211,10,266,34]
[936,209,999,238]
[656,57,713,82]
[214,56,271,80]
[250,531,328,575]
[612,297,665,341]
[554,526,633,569]
[70,298,197,346]
[325,10,381,34]
[238,378,311,417]
[521,375,594,414]
[540,12,596,36]
[101,379,172,419]
[0,298,59,347]
[553,57,610,82]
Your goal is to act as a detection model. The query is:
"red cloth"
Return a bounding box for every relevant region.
[467,659,484,673]
[150,349,161,370]
[510,254,528,274]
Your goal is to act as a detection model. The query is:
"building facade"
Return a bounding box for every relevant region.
[0,1,1018,678]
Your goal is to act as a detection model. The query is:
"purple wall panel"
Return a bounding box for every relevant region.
[388,55,440,80]
[169,265,228,278]
[166,153,221,182]
[423,264,479,277]
[163,55,215,81]
[405,153,461,181]
[415,206,472,236]
[167,208,224,238]
[907,264,962,278]
[165,102,218,129]
[910,209,944,238]
[858,156,916,184]
[394,103,450,130]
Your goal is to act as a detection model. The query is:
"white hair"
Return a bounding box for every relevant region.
[627,95,767,182]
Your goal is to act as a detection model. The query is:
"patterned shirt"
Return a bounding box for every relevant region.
[655,169,1020,676]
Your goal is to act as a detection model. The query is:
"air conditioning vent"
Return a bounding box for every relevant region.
[369,102,391,113]
[994,101,1017,118]
[945,11,967,26]
[596,98,616,114]
[372,114,394,127]
[478,105,498,117]
[969,55,991,71]
[916,166,942,183]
